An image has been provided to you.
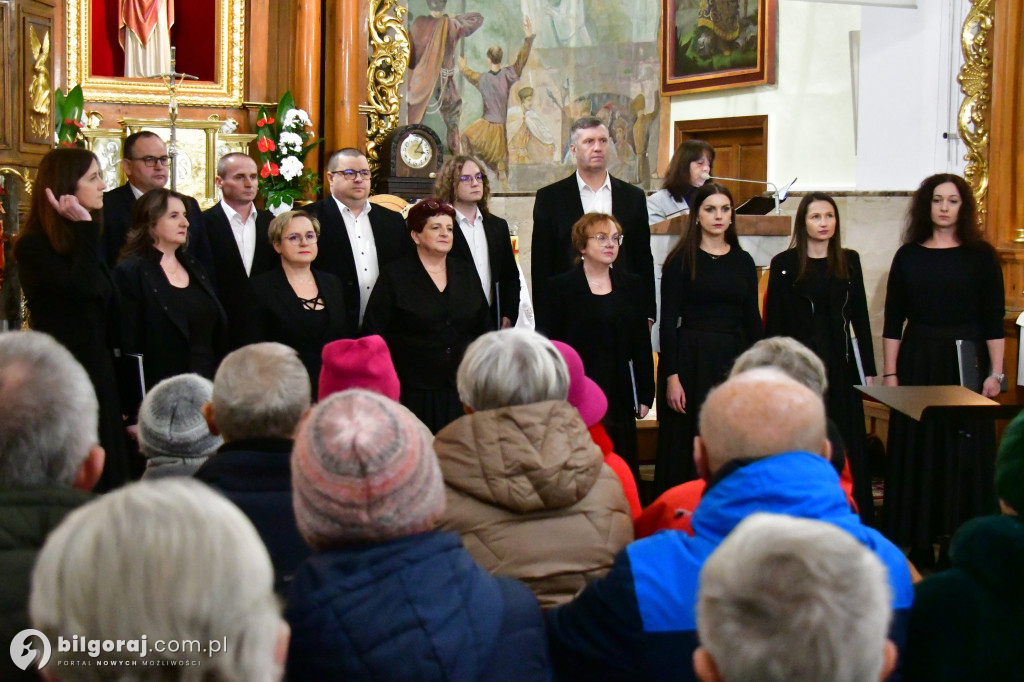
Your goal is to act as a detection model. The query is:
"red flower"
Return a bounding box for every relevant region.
[260,161,280,178]
[257,137,277,153]
[63,118,82,127]
[257,115,276,127]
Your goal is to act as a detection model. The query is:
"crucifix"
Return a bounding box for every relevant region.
[150,46,197,191]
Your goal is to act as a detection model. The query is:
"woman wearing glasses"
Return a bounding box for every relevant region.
[654,183,763,494]
[433,155,521,328]
[537,212,654,475]
[250,211,350,398]
[364,199,491,433]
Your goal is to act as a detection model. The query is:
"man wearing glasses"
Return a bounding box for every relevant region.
[101,131,212,270]
[305,148,410,329]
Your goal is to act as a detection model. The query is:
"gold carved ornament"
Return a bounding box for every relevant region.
[28,26,51,139]
[956,0,993,224]
[361,0,410,179]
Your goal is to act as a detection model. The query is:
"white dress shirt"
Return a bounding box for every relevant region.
[334,197,379,325]
[455,207,492,305]
[220,200,257,275]
[576,170,612,215]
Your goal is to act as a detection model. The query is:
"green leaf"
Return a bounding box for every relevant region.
[67,85,84,114]
[277,91,296,121]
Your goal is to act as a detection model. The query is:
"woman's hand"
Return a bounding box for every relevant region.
[982,375,1002,398]
[666,374,686,413]
[46,187,92,222]
[637,404,650,419]
[882,374,898,388]
[864,376,874,387]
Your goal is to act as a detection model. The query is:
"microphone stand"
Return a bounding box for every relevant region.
[705,174,784,215]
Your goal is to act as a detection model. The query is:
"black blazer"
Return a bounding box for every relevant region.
[203,202,278,349]
[306,198,413,327]
[112,247,228,397]
[250,266,352,396]
[451,211,521,326]
[102,183,214,272]
[538,266,655,408]
[363,254,491,390]
[531,173,654,320]
[764,248,877,377]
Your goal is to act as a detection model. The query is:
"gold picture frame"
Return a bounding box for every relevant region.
[66,0,245,106]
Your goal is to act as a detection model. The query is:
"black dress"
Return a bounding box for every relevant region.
[250,266,351,398]
[14,221,129,490]
[363,254,491,433]
[655,248,763,494]
[882,243,1004,553]
[538,266,655,476]
[765,248,877,523]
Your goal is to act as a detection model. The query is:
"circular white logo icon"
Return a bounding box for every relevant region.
[10,629,51,671]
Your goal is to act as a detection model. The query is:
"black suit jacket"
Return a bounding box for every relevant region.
[451,211,521,326]
[306,197,413,327]
[203,203,278,349]
[531,173,654,320]
[250,266,351,396]
[102,183,214,273]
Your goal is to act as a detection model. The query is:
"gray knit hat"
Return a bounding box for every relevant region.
[137,374,222,460]
[291,389,445,549]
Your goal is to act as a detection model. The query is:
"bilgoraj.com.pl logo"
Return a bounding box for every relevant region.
[10,629,226,670]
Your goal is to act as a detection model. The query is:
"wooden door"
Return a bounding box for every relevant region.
[674,115,768,207]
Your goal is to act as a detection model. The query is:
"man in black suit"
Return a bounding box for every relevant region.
[203,153,277,349]
[306,148,411,330]
[531,116,655,324]
[101,130,212,270]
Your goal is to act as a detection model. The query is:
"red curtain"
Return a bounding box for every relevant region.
[89,0,215,82]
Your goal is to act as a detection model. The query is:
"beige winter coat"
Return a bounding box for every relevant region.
[434,400,634,608]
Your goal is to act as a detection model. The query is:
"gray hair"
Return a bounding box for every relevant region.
[569,116,607,146]
[0,331,98,487]
[30,478,284,681]
[730,337,828,397]
[456,329,569,411]
[212,343,311,441]
[698,513,892,682]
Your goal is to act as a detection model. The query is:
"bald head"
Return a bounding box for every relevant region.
[697,368,828,474]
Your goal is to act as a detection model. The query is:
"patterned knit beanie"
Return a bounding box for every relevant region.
[996,409,1024,514]
[137,374,221,459]
[291,389,445,548]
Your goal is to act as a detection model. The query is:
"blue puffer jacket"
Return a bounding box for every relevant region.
[285,531,551,681]
[547,452,915,682]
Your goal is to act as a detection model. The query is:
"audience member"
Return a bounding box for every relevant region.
[138,373,221,479]
[29,478,288,680]
[285,389,550,680]
[318,335,401,401]
[903,409,1024,680]
[0,331,104,681]
[435,330,633,608]
[193,343,312,593]
[546,368,913,682]
[695,513,896,682]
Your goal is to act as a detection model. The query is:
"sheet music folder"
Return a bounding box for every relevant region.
[734,195,779,215]
[856,385,1021,422]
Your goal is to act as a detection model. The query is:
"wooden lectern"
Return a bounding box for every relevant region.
[650,213,792,237]
[856,385,1022,422]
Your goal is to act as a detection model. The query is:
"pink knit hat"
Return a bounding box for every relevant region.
[550,340,608,428]
[291,389,445,548]
[318,335,401,402]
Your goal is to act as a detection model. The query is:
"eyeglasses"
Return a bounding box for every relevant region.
[589,233,624,245]
[458,173,484,184]
[128,155,171,168]
[283,232,318,244]
[329,169,371,179]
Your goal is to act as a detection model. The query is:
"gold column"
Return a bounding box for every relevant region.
[293,0,322,175]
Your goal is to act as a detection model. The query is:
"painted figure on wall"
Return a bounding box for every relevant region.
[120,0,174,77]
[522,0,593,48]
[458,18,536,178]
[675,0,759,77]
[408,0,485,153]
[508,86,556,164]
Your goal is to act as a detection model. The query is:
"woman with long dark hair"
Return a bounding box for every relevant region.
[14,147,129,490]
[765,192,876,521]
[882,173,1004,568]
[654,183,762,493]
[647,139,714,224]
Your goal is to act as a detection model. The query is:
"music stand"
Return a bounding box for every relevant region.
[856,385,1022,422]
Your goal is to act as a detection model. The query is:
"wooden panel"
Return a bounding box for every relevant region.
[20,8,52,150]
[0,1,12,151]
[988,0,1024,250]
[674,115,768,207]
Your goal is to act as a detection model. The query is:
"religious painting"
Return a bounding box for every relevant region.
[66,0,245,106]
[404,0,663,192]
[661,0,777,95]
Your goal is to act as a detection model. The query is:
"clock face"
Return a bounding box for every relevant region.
[400,133,433,169]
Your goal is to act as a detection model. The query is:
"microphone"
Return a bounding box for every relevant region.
[701,173,795,215]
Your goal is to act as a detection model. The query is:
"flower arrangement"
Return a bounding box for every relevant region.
[256,91,322,214]
[54,85,85,148]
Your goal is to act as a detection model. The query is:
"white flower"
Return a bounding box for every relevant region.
[282,108,312,129]
[268,200,293,216]
[278,131,304,153]
[280,155,305,181]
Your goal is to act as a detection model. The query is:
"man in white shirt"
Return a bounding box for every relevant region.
[531,116,654,322]
[306,148,411,330]
[203,153,277,349]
